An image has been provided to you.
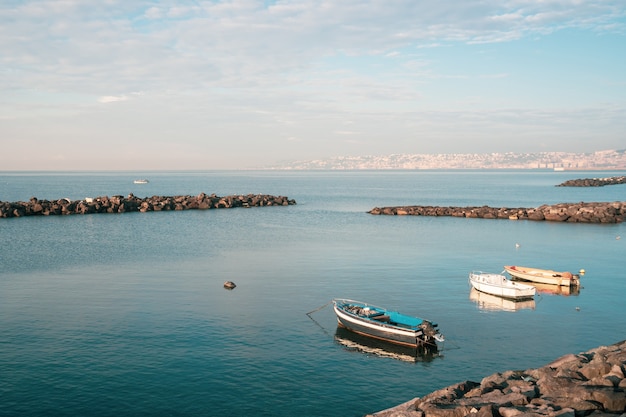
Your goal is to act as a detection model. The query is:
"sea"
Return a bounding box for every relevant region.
[1,170,625,417]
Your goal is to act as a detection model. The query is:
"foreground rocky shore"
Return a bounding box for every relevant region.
[368,202,626,223]
[0,193,296,218]
[368,340,626,417]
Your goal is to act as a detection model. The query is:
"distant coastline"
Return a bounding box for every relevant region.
[268,149,626,170]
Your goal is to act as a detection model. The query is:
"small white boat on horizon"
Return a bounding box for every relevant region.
[133,179,149,184]
[469,271,536,300]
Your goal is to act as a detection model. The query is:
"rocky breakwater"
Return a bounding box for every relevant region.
[368,202,626,223]
[557,176,626,187]
[369,340,626,417]
[0,193,296,218]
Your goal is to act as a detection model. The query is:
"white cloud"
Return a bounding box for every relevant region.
[98,95,129,103]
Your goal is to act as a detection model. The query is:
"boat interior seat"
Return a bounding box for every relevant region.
[371,314,390,322]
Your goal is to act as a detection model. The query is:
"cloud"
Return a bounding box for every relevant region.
[1,0,625,169]
[98,95,129,103]
[97,91,143,103]
[2,0,623,96]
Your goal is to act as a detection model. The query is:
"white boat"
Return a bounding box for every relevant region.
[133,179,149,184]
[468,271,536,300]
[332,299,444,348]
[504,265,580,287]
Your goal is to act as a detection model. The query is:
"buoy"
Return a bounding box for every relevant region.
[223,281,236,289]
[575,307,580,311]
[579,269,585,275]
[515,243,520,249]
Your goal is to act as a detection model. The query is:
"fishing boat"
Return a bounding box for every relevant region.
[133,179,149,184]
[468,271,536,300]
[332,298,444,348]
[504,265,580,287]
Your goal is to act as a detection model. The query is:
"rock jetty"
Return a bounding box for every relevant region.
[0,193,296,218]
[368,202,626,223]
[557,176,626,187]
[368,340,626,417]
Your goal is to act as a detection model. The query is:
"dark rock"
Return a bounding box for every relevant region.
[557,176,626,187]
[369,340,626,417]
[0,194,296,219]
[368,202,626,223]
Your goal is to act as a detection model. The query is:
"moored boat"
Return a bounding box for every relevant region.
[332,298,444,348]
[504,265,580,287]
[133,179,149,184]
[469,271,536,300]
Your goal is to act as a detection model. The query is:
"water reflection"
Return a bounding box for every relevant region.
[469,288,536,312]
[531,282,580,296]
[333,326,441,363]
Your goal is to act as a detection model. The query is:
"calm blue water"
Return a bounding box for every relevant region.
[1,170,625,417]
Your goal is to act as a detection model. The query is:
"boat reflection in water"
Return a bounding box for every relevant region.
[333,326,441,363]
[469,288,536,312]
[532,282,580,297]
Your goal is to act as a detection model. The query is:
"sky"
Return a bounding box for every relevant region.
[1,0,625,170]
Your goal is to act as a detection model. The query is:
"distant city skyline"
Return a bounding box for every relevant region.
[268,149,626,170]
[1,1,625,170]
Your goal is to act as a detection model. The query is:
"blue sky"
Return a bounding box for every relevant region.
[1,0,625,170]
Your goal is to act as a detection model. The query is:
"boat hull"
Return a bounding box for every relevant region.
[504,265,579,287]
[332,299,443,348]
[469,271,536,300]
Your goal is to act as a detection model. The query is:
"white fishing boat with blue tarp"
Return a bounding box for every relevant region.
[332,298,444,348]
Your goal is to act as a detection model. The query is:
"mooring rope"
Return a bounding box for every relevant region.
[306,300,332,316]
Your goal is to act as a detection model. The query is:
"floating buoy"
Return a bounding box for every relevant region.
[515,243,520,249]
[579,269,585,275]
[575,306,580,311]
[223,281,236,290]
